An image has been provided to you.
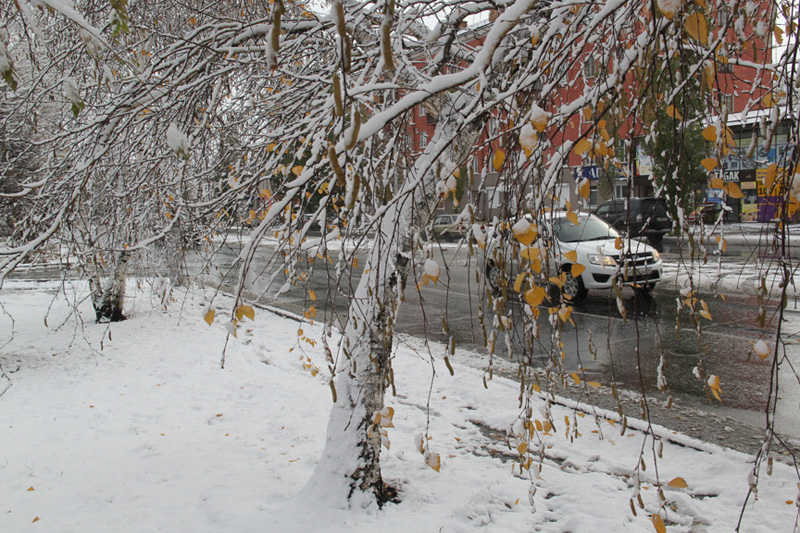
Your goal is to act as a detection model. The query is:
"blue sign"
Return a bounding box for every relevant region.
[573,166,599,181]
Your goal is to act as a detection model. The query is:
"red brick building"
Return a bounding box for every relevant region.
[407,3,780,221]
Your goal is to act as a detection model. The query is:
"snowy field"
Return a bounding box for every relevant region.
[1,280,799,532]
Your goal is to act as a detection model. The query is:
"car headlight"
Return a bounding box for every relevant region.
[652,249,660,262]
[587,254,617,266]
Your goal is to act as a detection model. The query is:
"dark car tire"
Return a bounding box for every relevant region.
[634,283,656,299]
[486,261,505,295]
[562,269,588,302]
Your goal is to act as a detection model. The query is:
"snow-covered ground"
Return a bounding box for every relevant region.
[1,280,799,532]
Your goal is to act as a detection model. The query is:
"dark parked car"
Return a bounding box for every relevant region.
[593,197,672,244]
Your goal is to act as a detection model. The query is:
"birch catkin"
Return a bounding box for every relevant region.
[345,110,361,151]
[328,146,345,187]
[333,73,343,116]
[272,0,285,52]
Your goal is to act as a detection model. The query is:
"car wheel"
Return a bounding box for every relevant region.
[443,232,452,243]
[486,260,505,294]
[634,282,656,296]
[562,269,588,302]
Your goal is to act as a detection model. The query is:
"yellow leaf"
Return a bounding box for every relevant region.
[566,211,579,225]
[615,237,624,250]
[32,517,40,523]
[520,246,542,261]
[666,105,683,121]
[531,112,549,133]
[766,163,777,189]
[588,381,601,388]
[657,0,679,19]
[774,24,784,45]
[292,165,304,176]
[702,125,717,142]
[701,158,719,172]
[762,92,779,108]
[514,272,527,293]
[652,514,667,533]
[579,178,591,200]
[309,289,317,301]
[525,286,547,307]
[426,452,441,472]
[709,177,724,189]
[518,442,528,454]
[570,372,581,385]
[753,339,770,360]
[694,0,707,9]
[574,138,592,155]
[571,264,586,277]
[513,219,539,246]
[724,182,744,199]
[564,250,578,262]
[724,127,735,148]
[699,309,713,320]
[685,13,709,45]
[583,106,593,121]
[668,477,689,488]
[704,63,714,91]
[27,486,34,491]
[204,309,216,326]
[239,305,255,320]
[493,149,506,171]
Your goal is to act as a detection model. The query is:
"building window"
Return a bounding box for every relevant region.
[720,93,735,113]
[717,7,729,27]
[584,56,598,79]
[418,105,426,118]
[420,132,428,148]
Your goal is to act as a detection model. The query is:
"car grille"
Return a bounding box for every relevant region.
[611,252,661,282]
[611,252,657,268]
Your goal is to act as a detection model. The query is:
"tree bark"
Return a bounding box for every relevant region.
[93,250,131,323]
[301,102,484,507]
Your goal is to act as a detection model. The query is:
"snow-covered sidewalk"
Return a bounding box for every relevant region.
[1,280,798,532]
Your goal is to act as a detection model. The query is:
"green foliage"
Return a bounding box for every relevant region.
[110,0,130,37]
[71,101,85,118]
[642,57,709,225]
[646,109,708,224]
[1,68,17,92]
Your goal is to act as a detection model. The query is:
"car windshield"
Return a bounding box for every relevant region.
[641,198,668,216]
[553,214,619,242]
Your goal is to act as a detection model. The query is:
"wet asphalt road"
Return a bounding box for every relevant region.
[208,239,784,413]
[206,235,798,456]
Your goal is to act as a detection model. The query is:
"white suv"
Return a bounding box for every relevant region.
[486,212,663,302]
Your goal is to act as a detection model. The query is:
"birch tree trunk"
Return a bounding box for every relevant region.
[93,250,132,323]
[302,102,484,506]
